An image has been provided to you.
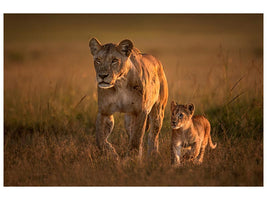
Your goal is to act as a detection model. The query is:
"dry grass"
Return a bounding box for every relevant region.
[4,14,263,186]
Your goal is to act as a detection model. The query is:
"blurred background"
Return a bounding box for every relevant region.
[4,14,263,186]
[4,14,263,110]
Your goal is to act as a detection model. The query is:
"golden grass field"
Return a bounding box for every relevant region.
[4,14,263,186]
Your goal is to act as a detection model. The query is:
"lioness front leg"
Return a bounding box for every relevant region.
[96,113,119,160]
[128,111,148,159]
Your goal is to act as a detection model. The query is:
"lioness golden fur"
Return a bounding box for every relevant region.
[89,38,168,159]
[170,101,217,165]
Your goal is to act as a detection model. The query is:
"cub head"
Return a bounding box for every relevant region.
[89,38,133,89]
[170,101,195,129]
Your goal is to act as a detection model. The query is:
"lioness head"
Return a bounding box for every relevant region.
[170,101,195,129]
[89,38,133,89]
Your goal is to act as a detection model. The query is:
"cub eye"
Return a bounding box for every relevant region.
[111,58,118,64]
[95,58,101,65]
[179,113,183,118]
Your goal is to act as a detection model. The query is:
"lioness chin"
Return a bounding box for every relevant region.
[170,101,217,165]
[89,38,168,160]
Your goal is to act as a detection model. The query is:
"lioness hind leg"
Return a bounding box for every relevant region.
[148,103,164,156]
[128,112,148,159]
[96,113,119,160]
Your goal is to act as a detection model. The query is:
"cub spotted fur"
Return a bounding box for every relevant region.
[170,101,217,165]
[89,38,168,160]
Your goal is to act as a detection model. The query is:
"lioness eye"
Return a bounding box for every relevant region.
[179,113,183,118]
[112,58,118,64]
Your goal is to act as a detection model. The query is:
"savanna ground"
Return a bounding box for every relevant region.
[4,14,263,186]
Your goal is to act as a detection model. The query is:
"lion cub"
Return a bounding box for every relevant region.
[170,101,217,165]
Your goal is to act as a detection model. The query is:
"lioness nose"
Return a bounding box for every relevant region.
[99,74,109,79]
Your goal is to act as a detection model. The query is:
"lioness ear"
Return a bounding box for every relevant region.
[118,39,133,57]
[187,103,195,115]
[171,100,177,112]
[89,38,102,56]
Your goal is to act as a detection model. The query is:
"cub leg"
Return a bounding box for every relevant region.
[148,103,164,156]
[197,136,208,163]
[171,142,182,165]
[189,140,202,161]
[128,111,148,159]
[96,113,118,160]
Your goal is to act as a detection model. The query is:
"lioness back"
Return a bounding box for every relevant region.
[128,50,168,111]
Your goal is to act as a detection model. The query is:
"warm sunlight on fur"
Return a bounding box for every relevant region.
[170,101,217,165]
[89,38,168,159]
[4,14,262,186]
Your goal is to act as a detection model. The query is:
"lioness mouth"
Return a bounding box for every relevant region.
[98,81,114,89]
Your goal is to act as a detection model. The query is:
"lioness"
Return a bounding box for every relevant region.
[89,38,168,159]
[170,101,217,165]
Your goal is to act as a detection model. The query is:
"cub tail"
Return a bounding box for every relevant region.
[209,134,217,149]
[206,119,217,149]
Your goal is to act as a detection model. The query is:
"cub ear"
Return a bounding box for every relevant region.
[89,38,102,56]
[187,103,195,115]
[171,100,177,112]
[118,39,133,57]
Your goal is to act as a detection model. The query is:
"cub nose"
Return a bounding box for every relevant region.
[172,121,176,126]
[99,74,109,79]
